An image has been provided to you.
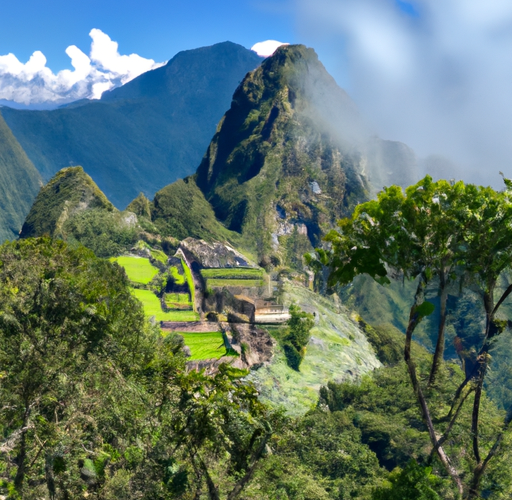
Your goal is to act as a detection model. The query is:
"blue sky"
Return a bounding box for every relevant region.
[0,0,296,71]
[1,0,510,184]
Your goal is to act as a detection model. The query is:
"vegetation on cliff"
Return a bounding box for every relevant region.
[0,112,41,242]
[195,44,369,264]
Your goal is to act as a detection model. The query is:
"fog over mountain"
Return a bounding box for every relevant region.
[0,29,164,107]
[296,0,512,187]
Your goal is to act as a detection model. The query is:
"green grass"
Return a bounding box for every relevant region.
[207,278,264,288]
[165,293,192,309]
[170,266,186,285]
[201,268,264,279]
[150,248,168,264]
[178,332,230,360]
[131,289,199,321]
[182,259,196,307]
[111,256,159,284]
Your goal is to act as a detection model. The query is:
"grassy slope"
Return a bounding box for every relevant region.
[111,256,159,284]
[181,259,196,310]
[150,177,244,247]
[131,289,199,321]
[2,43,262,208]
[179,332,228,360]
[248,282,381,415]
[0,112,41,242]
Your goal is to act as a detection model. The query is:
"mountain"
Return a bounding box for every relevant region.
[20,166,114,239]
[0,113,41,242]
[147,45,374,266]
[118,44,425,268]
[1,42,262,208]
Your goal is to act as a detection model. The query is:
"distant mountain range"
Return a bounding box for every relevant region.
[0,40,456,245]
[1,42,262,209]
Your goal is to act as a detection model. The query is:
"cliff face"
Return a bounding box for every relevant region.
[0,112,41,242]
[195,45,371,263]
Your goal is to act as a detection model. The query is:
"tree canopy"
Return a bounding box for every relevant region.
[308,176,512,499]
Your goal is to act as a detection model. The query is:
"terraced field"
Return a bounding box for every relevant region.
[131,289,199,321]
[111,256,159,284]
[201,268,264,279]
[206,278,264,287]
[201,267,264,288]
[178,332,229,360]
[164,292,192,310]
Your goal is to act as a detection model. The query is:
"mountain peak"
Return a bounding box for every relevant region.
[195,43,369,263]
[20,166,114,239]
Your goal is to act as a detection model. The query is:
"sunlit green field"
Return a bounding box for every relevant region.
[207,278,263,288]
[170,266,186,285]
[164,292,192,309]
[201,268,264,279]
[131,289,199,321]
[111,256,159,284]
[178,332,229,360]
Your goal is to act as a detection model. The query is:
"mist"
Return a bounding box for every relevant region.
[295,0,512,188]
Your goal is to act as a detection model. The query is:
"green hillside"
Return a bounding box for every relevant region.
[1,42,262,208]
[0,112,41,242]
[19,166,114,239]
[150,177,243,245]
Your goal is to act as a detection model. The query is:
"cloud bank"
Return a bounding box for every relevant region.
[0,29,164,106]
[251,40,289,57]
[297,0,512,186]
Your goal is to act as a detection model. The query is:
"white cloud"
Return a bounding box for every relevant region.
[251,40,289,57]
[0,29,165,106]
[296,0,512,186]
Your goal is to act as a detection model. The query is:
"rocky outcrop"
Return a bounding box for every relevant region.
[178,237,257,268]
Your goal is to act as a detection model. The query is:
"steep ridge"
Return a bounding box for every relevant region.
[124,44,423,267]
[0,113,41,242]
[195,44,370,261]
[20,166,114,239]
[2,42,262,208]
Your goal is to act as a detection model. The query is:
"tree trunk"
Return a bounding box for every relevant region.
[14,406,31,492]
[429,276,448,387]
[404,274,464,498]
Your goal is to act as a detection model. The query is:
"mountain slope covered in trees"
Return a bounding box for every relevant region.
[0,113,41,242]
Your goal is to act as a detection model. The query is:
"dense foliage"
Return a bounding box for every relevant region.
[0,238,510,499]
[309,175,512,498]
[282,304,315,370]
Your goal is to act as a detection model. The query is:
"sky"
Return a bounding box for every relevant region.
[1,0,511,184]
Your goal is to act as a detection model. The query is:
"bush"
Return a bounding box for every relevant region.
[282,304,314,371]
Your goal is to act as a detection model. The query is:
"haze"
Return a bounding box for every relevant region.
[296,0,512,187]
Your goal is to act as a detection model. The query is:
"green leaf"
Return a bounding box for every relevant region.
[415,301,435,318]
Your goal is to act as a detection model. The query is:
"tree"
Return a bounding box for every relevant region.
[0,237,149,495]
[308,176,512,499]
[282,304,315,371]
